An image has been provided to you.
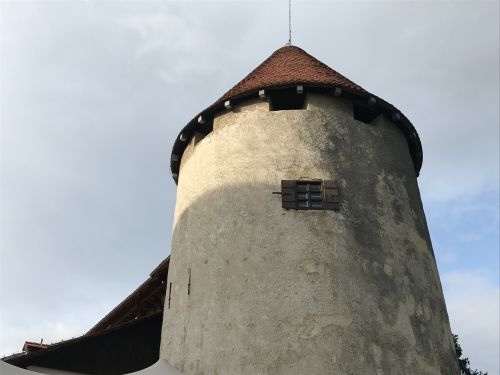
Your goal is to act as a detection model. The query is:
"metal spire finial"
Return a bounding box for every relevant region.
[288,0,292,45]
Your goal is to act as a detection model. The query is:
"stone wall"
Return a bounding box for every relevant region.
[160,93,458,375]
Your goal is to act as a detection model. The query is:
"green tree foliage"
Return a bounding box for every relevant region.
[454,334,488,375]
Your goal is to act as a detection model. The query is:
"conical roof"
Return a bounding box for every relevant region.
[217,45,366,103]
[170,45,422,182]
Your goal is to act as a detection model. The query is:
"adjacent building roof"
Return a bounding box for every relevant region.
[22,342,48,354]
[4,313,163,374]
[170,44,423,182]
[3,257,171,374]
[86,257,169,335]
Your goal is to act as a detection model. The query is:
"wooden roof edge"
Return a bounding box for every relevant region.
[4,312,163,368]
[85,256,170,335]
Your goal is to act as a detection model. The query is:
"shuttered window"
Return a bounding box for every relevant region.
[281,180,339,211]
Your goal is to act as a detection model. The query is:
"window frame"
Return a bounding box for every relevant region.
[281,179,340,211]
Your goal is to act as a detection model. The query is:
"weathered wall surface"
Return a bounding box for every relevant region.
[160,93,458,375]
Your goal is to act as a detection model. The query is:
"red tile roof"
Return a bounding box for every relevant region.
[217,45,365,103]
[22,341,48,354]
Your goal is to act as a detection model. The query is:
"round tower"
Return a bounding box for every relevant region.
[161,45,458,375]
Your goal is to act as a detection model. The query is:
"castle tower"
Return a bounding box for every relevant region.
[161,45,458,374]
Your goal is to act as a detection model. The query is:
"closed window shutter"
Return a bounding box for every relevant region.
[281,180,297,209]
[323,180,340,211]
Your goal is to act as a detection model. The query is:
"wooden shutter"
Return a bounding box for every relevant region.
[323,180,340,211]
[281,180,297,209]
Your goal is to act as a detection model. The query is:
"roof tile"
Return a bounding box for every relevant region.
[218,44,365,103]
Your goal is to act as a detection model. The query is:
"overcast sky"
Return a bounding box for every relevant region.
[1,0,499,373]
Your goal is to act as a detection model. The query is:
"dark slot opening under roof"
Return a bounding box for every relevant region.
[269,88,306,111]
[353,102,380,124]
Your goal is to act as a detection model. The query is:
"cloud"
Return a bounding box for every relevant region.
[0,2,498,373]
[443,270,500,374]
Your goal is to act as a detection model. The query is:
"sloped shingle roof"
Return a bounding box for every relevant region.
[217,45,366,103]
